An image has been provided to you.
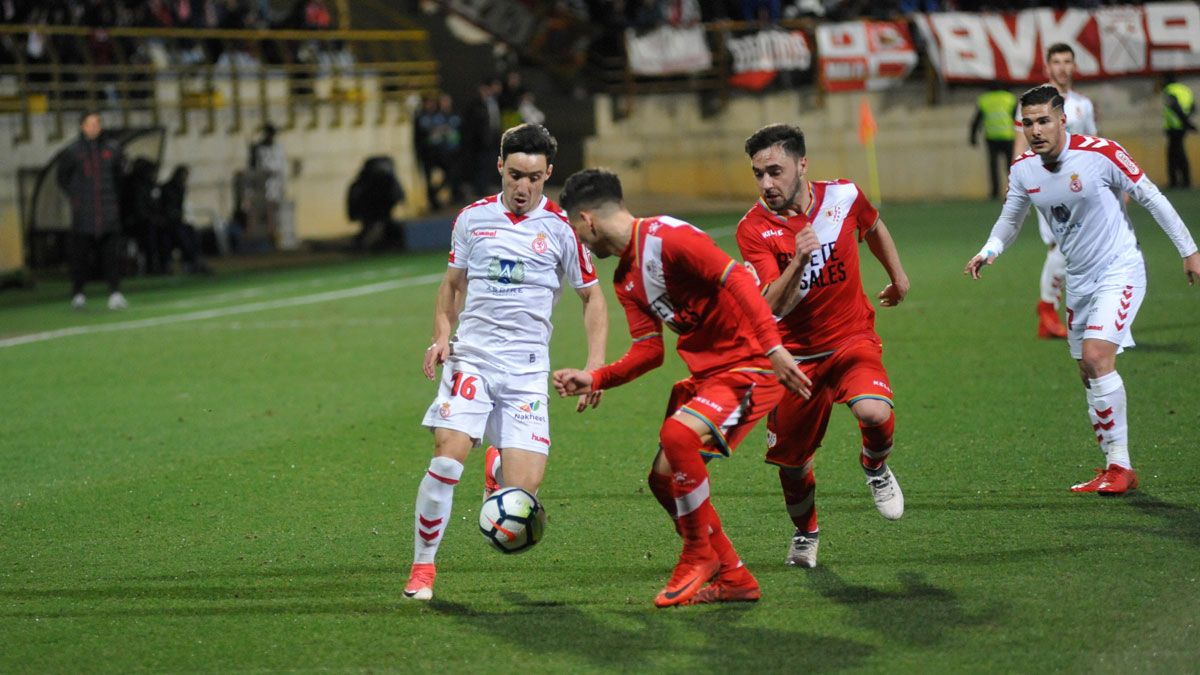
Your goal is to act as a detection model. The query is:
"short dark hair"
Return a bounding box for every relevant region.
[500,123,558,163]
[744,123,806,159]
[1046,43,1074,61]
[1019,84,1064,113]
[79,110,100,125]
[559,168,623,215]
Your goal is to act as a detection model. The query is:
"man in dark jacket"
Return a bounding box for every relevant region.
[56,111,128,309]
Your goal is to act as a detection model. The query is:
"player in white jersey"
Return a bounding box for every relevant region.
[1013,44,1098,339]
[404,124,608,600]
[966,85,1200,495]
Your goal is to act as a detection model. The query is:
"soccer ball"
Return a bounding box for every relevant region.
[478,487,546,554]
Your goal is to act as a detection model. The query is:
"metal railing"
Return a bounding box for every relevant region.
[0,25,439,144]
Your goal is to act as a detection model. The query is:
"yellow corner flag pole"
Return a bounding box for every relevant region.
[858,97,882,206]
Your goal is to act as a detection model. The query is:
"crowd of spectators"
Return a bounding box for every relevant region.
[0,0,334,70]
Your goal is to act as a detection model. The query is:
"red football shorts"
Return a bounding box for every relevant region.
[663,368,786,458]
[765,335,893,468]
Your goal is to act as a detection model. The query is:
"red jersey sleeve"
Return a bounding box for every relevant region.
[850,184,879,241]
[736,214,781,287]
[668,227,783,355]
[591,285,664,391]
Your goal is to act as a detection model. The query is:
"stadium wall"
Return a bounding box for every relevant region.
[0,77,423,268]
[585,76,1200,204]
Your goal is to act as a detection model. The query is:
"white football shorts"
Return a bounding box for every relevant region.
[421,357,552,454]
[1065,282,1145,360]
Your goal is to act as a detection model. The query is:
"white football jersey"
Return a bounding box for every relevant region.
[983,134,1197,295]
[1015,89,1097,136]
[448,194,597,374]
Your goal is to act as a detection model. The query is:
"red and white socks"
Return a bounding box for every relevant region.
[413,456,464,564]
[1087,371,1130,469]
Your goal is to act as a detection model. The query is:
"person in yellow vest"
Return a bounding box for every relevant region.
[970,84,1018,200]
[1163,73,1196,189]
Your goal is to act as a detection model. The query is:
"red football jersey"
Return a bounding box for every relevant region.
[592,216,783,390]
[736,180,880,355]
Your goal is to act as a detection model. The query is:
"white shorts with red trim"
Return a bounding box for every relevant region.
[421,357,551,454]
[1065,282,1145,360]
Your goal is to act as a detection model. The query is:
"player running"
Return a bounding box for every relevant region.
[404,124,608,601]
[1014,44,1098,339]
[737,123,910,569]
[966,84,1200,495]
[552,168,810,607]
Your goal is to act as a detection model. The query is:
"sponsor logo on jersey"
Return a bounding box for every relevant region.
[645,257,666,285]
[519,401,542,413]
[1069,173,1083,193]
[1051,204,1071,224]
[1087,324,1104,331]
[872,379,893,393]
[1114,150,1141,176]
[487,257,526,284]
[625,280,635,291]
[532,232,548,254]
[766,430,777,448]
[473,230,498,238]
[530,432,551,446]
[438,402,452,419]
[761,228,785,239]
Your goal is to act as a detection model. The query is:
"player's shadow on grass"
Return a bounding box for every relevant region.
[1122,492,1200,548]
[806,568,1003,647]
[431,594,876,672]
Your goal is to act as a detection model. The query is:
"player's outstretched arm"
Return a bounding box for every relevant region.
[576,283,609,411]
[864,218,909,307]
[423,267,467,380]
[963,252,996,280]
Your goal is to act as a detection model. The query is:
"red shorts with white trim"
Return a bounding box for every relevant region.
[765,335,893,469]
[664,368,786,458]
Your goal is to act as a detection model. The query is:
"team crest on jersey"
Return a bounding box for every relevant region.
[1069,174,1083,193]
[487,257,526,284]
[531,232,548,254]
[438,402,452,419]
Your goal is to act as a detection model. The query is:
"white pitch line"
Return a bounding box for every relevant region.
[0,273,444,349]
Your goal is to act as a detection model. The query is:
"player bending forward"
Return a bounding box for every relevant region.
[966,85,1200,495]
[737,123,910,569]
[553,169,810,607]
[405,124,607,601]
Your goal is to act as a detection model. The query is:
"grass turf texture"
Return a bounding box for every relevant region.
[2,193,1199,672]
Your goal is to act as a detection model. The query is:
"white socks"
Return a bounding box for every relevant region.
[1087,371,1130,470]
[1040,246,1067,305]
[413,456,464,564]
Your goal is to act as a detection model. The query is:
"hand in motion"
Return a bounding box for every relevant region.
[963,252,997,280]
[575,389,603,413]
[422,339,450,380]
[794,225,821,269]
[768,347,812,399]
[878,278,909,307]
[1185,252,1200,286]
[553,368,594,398]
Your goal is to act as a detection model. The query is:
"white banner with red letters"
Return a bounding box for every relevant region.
[726,28,813,91]
[816,21,918,92]
[626,26,713,76]
[913,3,1200,83]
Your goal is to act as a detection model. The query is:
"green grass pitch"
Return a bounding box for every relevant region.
[2,193,1199,672]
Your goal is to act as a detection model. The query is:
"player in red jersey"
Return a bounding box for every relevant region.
[737,123,911,569]
[552,168,811,607]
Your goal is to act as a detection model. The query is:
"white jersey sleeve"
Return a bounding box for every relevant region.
[448,206,473,269]
[1107,151,1199,258]
[980,157,1033,258]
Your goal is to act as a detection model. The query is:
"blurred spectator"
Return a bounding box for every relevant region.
[518,91,545,126]
[414,96,441,208]
[123,156,169,273]
[415,94,464,209]
[56,111,128,310]
[460,77,502,200]
[1162,73,1195,189]
[499,70,526,130]
[159,165,213,274]
[249,123,288,244]
[347,156,406,250]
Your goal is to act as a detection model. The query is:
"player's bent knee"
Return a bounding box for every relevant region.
[852,399,892,427]
[432,428,473,462]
